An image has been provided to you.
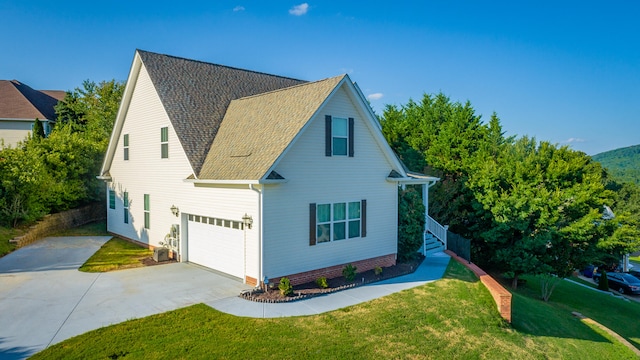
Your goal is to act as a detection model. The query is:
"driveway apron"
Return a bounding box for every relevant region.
[0,236,249,360]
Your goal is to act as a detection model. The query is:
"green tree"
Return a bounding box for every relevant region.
[397,187,426,261]
[0,79,124,227]
[468,137,612,293]
[32,118,45,140]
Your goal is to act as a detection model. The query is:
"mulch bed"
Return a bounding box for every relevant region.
[241,255,425,303]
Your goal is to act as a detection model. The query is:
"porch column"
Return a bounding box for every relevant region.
[422,183,429,233]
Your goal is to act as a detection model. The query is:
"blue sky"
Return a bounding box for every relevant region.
[1,1,638,155]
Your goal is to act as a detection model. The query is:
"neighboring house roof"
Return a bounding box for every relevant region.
[0,80,64,121]
[138,50,307,175]
[198,75,345,180]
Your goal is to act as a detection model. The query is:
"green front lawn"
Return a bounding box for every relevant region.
[514,274,640,352]
[33,261,637,359]
[79,237,153,272]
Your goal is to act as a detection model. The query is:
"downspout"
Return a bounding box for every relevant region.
[249,184,263,288]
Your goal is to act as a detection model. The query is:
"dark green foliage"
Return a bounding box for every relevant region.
[593,144,640,185]
[315,277,328,289]
[342,264,357,282]
[598,270,609,291]
[397,186,425,261]
[380,92,637,299]
[278,277,293,296]
[32,118,45,140]
[0,79,124,227]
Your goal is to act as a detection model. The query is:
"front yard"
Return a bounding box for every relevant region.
[32,261,638,359]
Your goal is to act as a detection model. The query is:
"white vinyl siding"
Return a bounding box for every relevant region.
[105,63,261,282]
[262,85,398,278]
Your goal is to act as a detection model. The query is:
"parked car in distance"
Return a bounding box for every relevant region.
[593,272,640,295]
[581,265,596,278]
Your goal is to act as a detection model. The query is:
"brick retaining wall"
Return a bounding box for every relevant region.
[445,250,512,323]
[12,203,106,248]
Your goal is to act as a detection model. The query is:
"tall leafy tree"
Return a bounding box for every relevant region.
[0,79,124,226]
[32,118,45,140]
[467,137,613,294]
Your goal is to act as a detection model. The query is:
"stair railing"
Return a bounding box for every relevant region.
[426,215,448,249]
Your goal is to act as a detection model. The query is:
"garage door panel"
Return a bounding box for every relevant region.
[187,218,244,279]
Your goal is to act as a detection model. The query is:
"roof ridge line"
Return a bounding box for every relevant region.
[137,49,307,84]
[232,74,346,102]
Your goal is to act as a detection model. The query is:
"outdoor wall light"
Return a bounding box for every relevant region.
[170,205,179,217]
[242,213,253,229]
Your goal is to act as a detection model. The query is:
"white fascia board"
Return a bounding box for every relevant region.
[342,78,408,177]
[386,177,440,186]
[99,51,142,177]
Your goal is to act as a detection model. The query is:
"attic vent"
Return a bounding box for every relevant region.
[388,170,403,178]
[266,171,285,180]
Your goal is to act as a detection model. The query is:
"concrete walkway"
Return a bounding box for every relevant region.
[0,236,450,360]
[208,252,451,318]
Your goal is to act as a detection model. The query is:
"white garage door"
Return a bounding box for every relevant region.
[187,215,244,279]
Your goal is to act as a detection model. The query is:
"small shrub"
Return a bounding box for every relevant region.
[316,277,328,289]
[374,266,383,276]
[343,264,357,282]
[597,270,609,291]
[278,277,293,296]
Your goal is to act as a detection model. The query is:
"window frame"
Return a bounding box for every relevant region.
[325,115,354,157]
[109,190,116,209]
[123,191,129,224]
[315,201,362,244]
[160,127,169,159]
[123,134,129,160]
[331,117,348,156]
[143,194,150,229]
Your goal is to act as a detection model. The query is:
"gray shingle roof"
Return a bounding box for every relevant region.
[138,50,307,175]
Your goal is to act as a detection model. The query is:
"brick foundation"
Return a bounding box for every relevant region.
[269,253,396,286]
[445,250,512,323]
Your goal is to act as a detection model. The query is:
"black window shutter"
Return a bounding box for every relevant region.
[361,199,367,237]
[348,117,354,157]
[325,115,332,156]
[309,203,317,246]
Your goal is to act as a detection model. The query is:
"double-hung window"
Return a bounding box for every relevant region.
[123,192,129,224]
[144,194,150,229]
[311,200,366,245]
[123,134,129,160]
[325,115,354,157]
[160,127,169,159]
[109,190,116,209]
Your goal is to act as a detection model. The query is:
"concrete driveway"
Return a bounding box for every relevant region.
[0,236,249,360]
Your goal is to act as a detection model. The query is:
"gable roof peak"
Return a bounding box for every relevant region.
[136,49,308,174]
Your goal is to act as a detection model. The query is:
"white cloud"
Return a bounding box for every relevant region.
[564,137,586,143]
[233,5,245,12]
[289,3,309,16]
[367,93,384,101]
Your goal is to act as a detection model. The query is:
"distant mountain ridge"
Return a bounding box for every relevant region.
[592,144,640,184]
